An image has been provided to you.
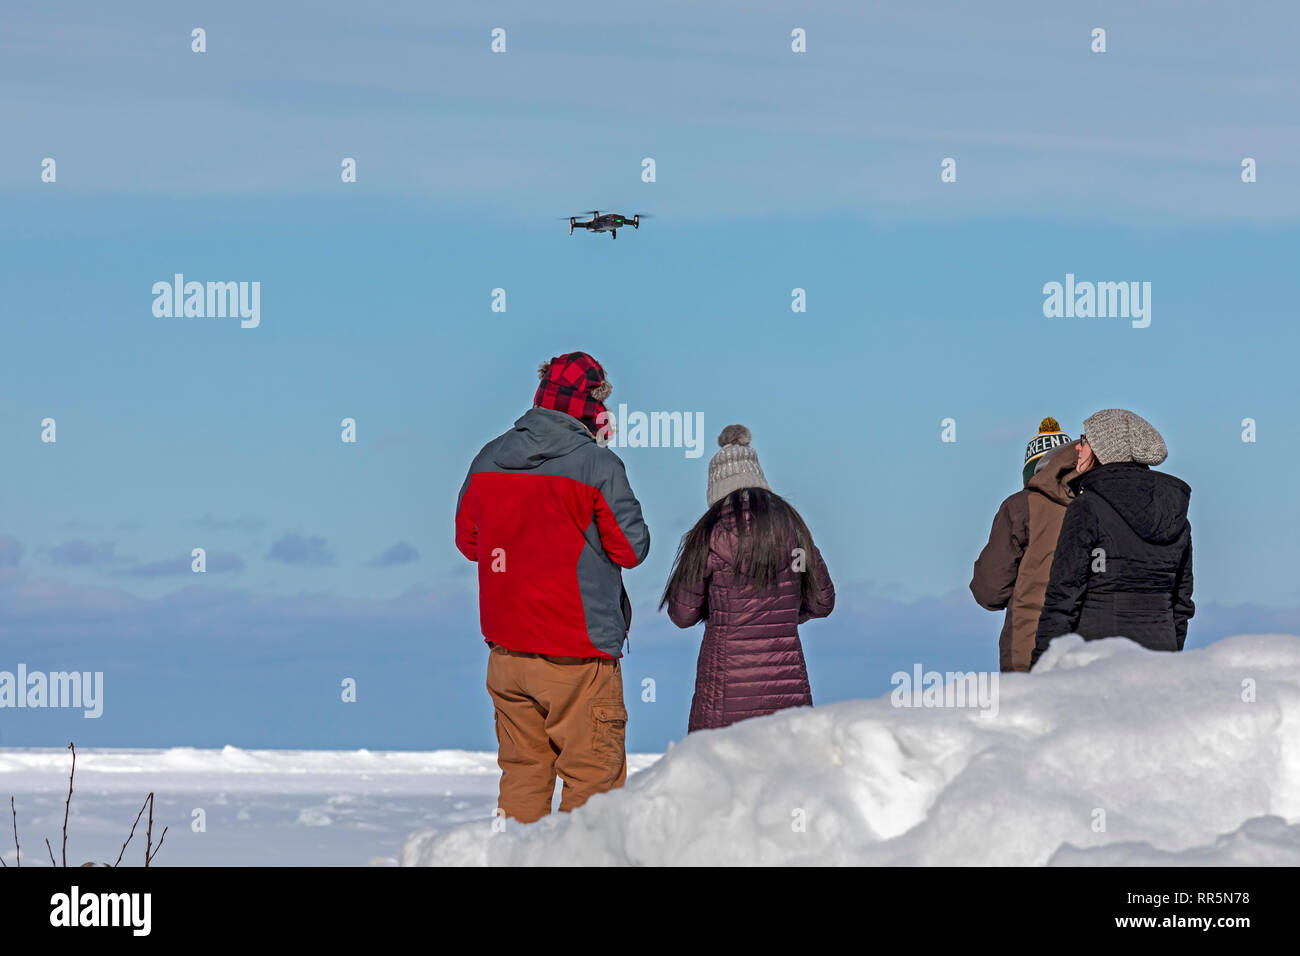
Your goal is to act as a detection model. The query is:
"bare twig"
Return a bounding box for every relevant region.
[10,795,18,867]
[147,826,167,867]
[12,744,165,870]
[141,792,167,867]
[114,795,152,868]
[61,742,75,867]
[145,793,154,867]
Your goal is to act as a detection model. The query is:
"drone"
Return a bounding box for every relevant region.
[566,210,650,240]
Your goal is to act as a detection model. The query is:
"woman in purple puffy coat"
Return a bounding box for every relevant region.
[660,425,835,732]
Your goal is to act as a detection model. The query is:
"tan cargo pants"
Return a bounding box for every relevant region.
[486,643,628,823]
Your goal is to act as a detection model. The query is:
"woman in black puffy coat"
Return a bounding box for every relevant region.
[1032,409,1194,666]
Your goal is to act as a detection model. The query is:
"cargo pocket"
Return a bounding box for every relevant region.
[591,699,628,764]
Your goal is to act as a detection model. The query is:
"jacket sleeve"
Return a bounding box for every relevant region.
[799,545,836,623]
[970,494,1027,611]
[666,566,708,628]
[1173,532,1195,650]
[668,523,724,628]
[1032,498,1098,666]
[454,470,478,562]
[593,454,650,569]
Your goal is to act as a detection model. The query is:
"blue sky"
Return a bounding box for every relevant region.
[2,1,1299,751]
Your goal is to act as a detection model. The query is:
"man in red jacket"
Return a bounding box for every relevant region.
[455,352,650,822]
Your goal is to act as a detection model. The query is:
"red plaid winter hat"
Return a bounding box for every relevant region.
[534,352,614,437]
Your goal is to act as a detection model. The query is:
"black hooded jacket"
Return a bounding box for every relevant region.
[1032,462,1194,664]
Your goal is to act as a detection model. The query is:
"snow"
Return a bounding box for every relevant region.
[1049,815,1300,865]
[401,634,1300,866]
[6,634,1298,867]
[0,745,502,779]
[0,745,659,866]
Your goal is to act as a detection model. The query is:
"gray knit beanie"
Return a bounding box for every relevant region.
[706,425,771,507]
[1083,409,1168,466]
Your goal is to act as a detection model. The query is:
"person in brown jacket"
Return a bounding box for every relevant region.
[970,418,1078,672]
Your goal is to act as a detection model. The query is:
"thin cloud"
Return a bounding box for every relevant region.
[47,539,120,567]
[267,534,336,567]
[367,542,421,567]
[0,535,22,567]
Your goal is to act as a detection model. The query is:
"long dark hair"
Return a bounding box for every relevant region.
[658,487,819,610]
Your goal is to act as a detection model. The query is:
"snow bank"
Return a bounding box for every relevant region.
[1049,815,1300,865]
[401,634,1300,866]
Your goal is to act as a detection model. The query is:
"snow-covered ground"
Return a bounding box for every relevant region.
[0,746,660,866]
[404,634,1300,865]
[6,634,1299,867]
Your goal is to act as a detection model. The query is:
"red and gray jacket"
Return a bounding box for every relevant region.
[455,406,651,659]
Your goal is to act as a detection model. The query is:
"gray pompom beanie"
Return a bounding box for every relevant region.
[1083,409,1168,466]
[706,425,771,507]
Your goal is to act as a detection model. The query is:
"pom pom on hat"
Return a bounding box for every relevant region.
[717,424,752,447]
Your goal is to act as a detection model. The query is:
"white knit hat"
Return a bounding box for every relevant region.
[706,425,771,507]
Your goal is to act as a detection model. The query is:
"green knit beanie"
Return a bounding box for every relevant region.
[1022,417,1071,485]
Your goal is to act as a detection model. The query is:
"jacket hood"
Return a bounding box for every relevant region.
[492,406,594,470]
[1076,462,1190,545]
[1026,440,1080,506]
